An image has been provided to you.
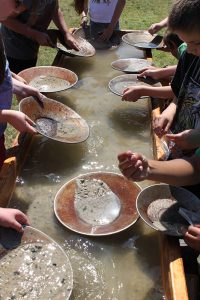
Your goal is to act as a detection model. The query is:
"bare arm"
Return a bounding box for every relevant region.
[53,6,79,50]
[118,151,200,186]
[122,85,174,102]
[2,17,54,46]
[147,155,200,186]
[98,0,126,41]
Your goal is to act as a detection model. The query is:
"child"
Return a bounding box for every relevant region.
[0,0,32,232]
[153,0,200,145]
[1,0,79,73]
[74,0,126,44]
[118,148,200,251]
[119,0,200,251]
[124,0,200,158]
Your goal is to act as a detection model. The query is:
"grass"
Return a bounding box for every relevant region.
[6,0,175,147]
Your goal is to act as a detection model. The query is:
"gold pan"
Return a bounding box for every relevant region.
[109,74,161,97]
[0,226,73,300]
[18,66,78,93]
[19,96,90,144]
[111,58,152,73]
[136,184,200,236]
[54,172,141,236]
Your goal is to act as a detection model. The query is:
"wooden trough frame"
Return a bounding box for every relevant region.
[0,29,192,299]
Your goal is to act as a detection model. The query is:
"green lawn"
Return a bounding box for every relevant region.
[6,0,175,147]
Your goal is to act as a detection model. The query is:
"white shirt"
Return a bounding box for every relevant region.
[89,0,118,23]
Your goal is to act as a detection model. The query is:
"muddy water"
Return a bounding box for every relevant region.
[10,42,163,299]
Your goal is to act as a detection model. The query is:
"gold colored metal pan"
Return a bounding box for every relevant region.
[19,96,90,143]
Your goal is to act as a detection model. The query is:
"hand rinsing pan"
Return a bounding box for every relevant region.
[109,74,161,97]
[19,96,90,143]
[18,66,78,93]
[136,184,200,236]
[111,58,152,73]
[54,172,141,236]
[0,226,73,300]
[48,28,95,57]
[57,36,96,57]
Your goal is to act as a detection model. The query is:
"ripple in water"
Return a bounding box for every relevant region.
[63,238,119,300]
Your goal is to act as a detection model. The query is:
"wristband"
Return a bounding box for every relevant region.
[81,16,87,19]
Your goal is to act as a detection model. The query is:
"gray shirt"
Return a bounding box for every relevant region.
[1,0,57,60]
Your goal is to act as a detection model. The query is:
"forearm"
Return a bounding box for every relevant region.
[147,155,200,186]
[53,8,69,34]
[140,85,174,99]
[82,0,88,17]
[108,0,126,30]
[159,66,177,78]
[158,17,168,28]
[0,109,15,123]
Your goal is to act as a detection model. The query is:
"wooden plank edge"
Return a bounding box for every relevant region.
[151,102,189,300]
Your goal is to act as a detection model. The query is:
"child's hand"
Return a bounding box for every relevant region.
[11,72,28,85]
[5,110,37,134]
[63,32,79,51]
[122,86,144,102]
[0,208,30,232]
[97,27,113,42]
[13,78,46,103]
[118,151,149,181]
[184,225,200,251]
[153,111,174,138]
[139,67,164,81]
[33,31,55,47]
[166,129,200,150]
[80,16,88,28]
[148,23,163,35]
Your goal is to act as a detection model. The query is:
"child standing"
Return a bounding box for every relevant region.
[1,0,79,73]
[0,0,32,232]
[74,0,126,44]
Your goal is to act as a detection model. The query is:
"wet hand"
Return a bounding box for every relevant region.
[184,225,200,251]
[97,27,113,42]
[118,151,149,181]
[122,86,143,102]
[63,33,79,51]
[0,208,30,233]
[166,129,200,150]
[7,110,37,134]
[153,113,173,138]
[148,23,162,35]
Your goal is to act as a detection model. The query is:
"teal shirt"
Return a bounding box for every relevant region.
[177,42,187,59]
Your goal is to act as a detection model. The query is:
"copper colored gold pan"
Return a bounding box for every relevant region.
[19,96,90,143]
[0,226,73,300]
[18,66,78,93]
[111,58,152,73]
[136,184,200,237]
[54,172,141,236]
[109,74,161,97]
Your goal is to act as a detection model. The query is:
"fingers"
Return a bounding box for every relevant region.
[16,211,30,226]
[25,116,37,134]
[118,151,132,162]
[184,225,200,251]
